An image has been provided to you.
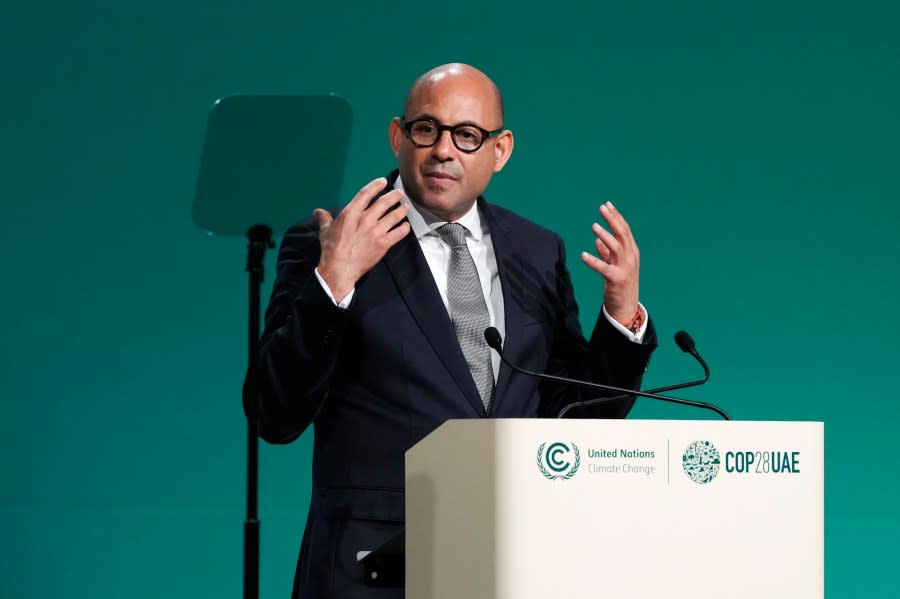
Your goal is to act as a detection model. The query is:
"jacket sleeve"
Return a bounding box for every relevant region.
[538,234,657,419]
[242,220,350,444]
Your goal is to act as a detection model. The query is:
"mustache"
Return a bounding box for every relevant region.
[422,167,462,179]
[421,164,462,180]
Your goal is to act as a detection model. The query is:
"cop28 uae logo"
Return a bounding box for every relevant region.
[536,442,581,480]
[682,440,721,484]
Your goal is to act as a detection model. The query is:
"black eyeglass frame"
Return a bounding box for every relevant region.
[400,117,504,153]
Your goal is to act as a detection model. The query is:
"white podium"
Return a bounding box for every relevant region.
[405,419,823,599]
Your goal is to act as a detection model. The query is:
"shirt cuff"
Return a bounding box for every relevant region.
[314,267,354,310]
[602,303,649,344]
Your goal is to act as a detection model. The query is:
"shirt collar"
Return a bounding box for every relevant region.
[395,175,483,242]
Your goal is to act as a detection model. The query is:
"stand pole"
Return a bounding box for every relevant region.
[245,224,274,599]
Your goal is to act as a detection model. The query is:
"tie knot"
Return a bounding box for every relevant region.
[437,223,468,248]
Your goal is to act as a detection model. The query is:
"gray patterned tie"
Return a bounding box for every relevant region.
[437,223,494,410]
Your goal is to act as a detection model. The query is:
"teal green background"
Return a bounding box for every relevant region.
[2,1,898,596]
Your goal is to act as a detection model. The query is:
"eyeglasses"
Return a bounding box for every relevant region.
[401,118,503,153]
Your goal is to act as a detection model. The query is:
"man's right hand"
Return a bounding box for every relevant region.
[314,177,411,303]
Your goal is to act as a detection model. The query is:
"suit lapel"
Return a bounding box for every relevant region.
[480,200,528,415]
[382,191,486,417]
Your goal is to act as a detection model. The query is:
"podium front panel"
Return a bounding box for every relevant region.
[406,419,823,599]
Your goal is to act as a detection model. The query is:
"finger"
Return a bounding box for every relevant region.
[594,236,612,262]
[599,202,635,248]
[383,221,412,246]
[600,202,641,261]
[347,177,389,213]
[313,208,333,231]
[605,201,640,256]
[375,201,410,233]
[368,188,405,217]
[580,251,611,278]
[362,189,405,228]
[601,201,640,257]
[592,222,624,258]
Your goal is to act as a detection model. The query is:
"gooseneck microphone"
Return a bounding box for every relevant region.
[555,329,711,417]
[674,330,710,384]
[483,327,730,420]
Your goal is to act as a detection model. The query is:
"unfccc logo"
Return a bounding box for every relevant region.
[536,441,581,480]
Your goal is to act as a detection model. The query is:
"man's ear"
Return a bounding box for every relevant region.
[389,118,404,157]
[492,130,515,173]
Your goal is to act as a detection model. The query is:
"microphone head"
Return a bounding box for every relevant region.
[674,330,696,353]
[484,327,503,351]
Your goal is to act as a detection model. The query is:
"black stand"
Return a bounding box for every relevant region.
[244,225,274,599]
[192,93,353,599]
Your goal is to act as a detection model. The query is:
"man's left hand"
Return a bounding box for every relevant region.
[580,201,641,327]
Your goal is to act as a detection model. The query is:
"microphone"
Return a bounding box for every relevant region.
[674,330,710,382]
[483,327,729,420]
[674,330,694,352]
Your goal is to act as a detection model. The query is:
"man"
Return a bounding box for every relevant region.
[244,63,657,598]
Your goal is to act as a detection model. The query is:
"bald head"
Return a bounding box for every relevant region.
[403,63,504,126]
[389,63,514,221]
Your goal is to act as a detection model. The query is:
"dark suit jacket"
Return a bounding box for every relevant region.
[244,172,657,598]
